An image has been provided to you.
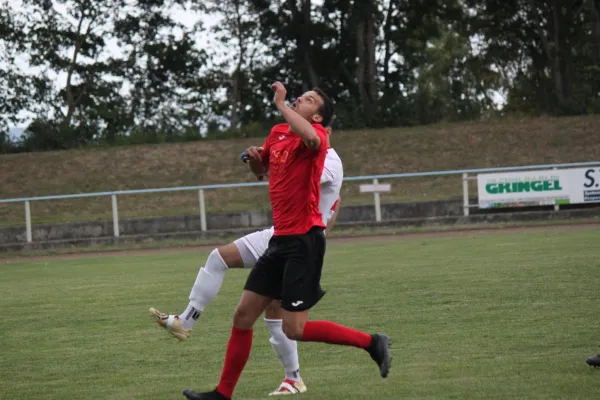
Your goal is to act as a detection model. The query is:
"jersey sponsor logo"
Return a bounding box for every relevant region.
[271,149,289,164]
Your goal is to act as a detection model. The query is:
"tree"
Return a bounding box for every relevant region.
[0,1,48,134]
[2,0,599,153]
[351,0,378,119]
[468,0,600,115]
[202,0,266,131]
[14,0,130,147]
[111,0,208,138]
[3,0,209,150]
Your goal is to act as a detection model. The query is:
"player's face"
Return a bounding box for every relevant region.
[291,91,324,124]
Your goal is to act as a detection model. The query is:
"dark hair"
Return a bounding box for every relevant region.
[312,87,334,127]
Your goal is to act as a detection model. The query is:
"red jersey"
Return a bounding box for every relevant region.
[261,123,328,236]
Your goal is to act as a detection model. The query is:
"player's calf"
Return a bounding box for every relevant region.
[299,320,392,378]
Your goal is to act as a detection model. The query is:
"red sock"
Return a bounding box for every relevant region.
[301,320,372,349]
[216,327,253,399]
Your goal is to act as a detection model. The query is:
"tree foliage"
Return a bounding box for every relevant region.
[0,0,598,152]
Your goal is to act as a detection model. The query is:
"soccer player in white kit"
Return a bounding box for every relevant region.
[150,124,343,396]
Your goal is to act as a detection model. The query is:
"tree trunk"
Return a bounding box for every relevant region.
[355,17,367,107]
[354,0,377,119]
[230,0,243,130]
[560,2,573,104]
[62,13,86,130]
[289,0,318,92]
[382,0,394,91]
[587,0,600,61]
[230,68,242,130]
[365,5,377,105]
[551,0,566,109]
[302,0,319,88]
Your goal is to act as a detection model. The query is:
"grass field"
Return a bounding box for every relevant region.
[2,227,600,399]
[1,115,599,227]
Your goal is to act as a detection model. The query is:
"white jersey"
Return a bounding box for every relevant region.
[237,148,344,264]
[319,148,344,225]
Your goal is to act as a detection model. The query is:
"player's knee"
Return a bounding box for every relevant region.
[282,319,305,341]
[232,303,256,329]
[204,248,229,273]
[216,243,243,268]
[264,300,284,320]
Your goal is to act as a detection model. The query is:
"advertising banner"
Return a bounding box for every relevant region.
[477,167,600,208]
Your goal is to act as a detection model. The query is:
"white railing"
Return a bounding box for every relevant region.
[1,161,598,243]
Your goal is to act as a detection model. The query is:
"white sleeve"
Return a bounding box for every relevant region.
[321,164,335,184]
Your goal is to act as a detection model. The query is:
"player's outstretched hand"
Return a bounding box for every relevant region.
[271,81,287,106]
[246,146,264,162]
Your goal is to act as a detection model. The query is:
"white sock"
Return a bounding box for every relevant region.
[264,318,302,382]
[179,249,228,330]
[179,304,201,330]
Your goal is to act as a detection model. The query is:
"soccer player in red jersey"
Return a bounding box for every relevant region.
[182,82,391,400]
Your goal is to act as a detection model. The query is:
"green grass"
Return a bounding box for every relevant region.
[1,115,599,227]
[2,227,600,399]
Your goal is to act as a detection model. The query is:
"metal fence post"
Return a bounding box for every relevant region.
[111,194,120,237]
[462,173,470,216]
[25,201,32,243]
[199,189,207,231]
[373,178,382,222]
[553,167,560,211]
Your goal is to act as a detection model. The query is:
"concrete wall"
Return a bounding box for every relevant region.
[2,199,599,252]
[0,199,464,244]
[1,207,599,253]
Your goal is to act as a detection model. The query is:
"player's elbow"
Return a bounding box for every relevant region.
[302,130,321,149]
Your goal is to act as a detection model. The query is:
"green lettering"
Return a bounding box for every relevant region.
[517,181,531,192]
[499,183,511,193]
[554,180,563,190]
[486,184,498,194]
[543,180,552,190]
[531,181,543,191]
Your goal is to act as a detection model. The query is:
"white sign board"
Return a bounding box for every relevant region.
[477,167,600,208]
[360,184,392,193]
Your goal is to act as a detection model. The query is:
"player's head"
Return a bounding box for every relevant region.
[291,87,334,127]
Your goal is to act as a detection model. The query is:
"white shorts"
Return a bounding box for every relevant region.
[234,227,275,268]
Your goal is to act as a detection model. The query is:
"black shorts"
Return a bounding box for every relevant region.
[244,226,326,312]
